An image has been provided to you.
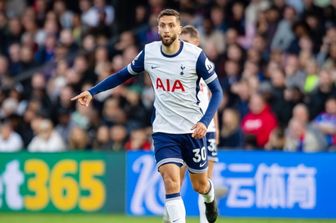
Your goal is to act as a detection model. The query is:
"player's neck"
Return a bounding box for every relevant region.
[162,39,180,55]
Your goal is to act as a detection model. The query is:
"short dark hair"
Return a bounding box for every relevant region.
[157,9,180,23]
[181,25,199,39]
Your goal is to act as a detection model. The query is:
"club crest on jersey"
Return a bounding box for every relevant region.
[156,77,185,92]
[180,64,185,75]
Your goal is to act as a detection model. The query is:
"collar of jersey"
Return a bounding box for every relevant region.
[160,41,184,58]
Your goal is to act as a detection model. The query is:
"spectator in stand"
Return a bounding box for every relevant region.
[209,5,228,33]
[303,58,319,93]
[265,127,285,151]
[35,33,57,64]
[8,43,22,76]
[0,56,9,85]
[124,128,151,151]
[220,59,241,93]
[28,118,66,152]
[5,17,22,45]
[228,1,246,35]
[285,54,306,91]
[241,93,278,148]
[219,108,243,148]
[312,97,336,149]
[18,99,42,147]
[0,97,19,120]
[71,101,93,130]
[82,0,115,28]
[68,126,89,150]
[114,31,137,53]
[110,124,128,151]
[101,97,126,127]
[29,72,52,111]
[268,68,289,125]
[307,68,336,119]
[271,5,296,52]
[317,26,336,69]
[33,0,48,27]
[93,125,111,150]
[122,87,149,130]
[292,103,326,143]
[199,18,225,54]
[285,118,326,152]
[230,79,251,118]
[50,85,76,122]
[53,0,74,29]
[59,29,78,53]
[0,121,23,152]
[55,108,75,145]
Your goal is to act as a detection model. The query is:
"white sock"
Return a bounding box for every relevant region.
[165,197,186,223]
[202,179,215,203]
[198,194,207,223]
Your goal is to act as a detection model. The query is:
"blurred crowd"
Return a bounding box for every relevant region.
[0,0,335,153]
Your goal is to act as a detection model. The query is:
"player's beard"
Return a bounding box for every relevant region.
[160,34,177,46]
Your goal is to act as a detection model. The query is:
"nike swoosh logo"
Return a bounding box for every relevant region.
[200,162,206,167]
[172,219,180,222]
[151,65,158,69]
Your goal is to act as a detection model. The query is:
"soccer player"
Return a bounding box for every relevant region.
[71,9,223,223]
[179,25,219,223]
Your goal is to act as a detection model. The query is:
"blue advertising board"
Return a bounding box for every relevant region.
[126,151,336,218]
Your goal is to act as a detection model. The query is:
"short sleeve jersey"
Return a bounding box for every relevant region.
[127,41,217,134]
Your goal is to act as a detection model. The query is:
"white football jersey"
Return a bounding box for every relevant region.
[198,79,216,133]
[127,41,218,134]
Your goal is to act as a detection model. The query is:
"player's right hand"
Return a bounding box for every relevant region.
[71,91,93,107]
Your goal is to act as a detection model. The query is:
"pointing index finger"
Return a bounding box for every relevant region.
[70,95,80,101]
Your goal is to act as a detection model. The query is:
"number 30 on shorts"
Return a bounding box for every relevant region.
[192,147,207,163]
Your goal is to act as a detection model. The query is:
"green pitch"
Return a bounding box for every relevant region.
[0,214,335,223]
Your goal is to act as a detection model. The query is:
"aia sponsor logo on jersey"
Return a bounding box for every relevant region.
[156,77,185,92]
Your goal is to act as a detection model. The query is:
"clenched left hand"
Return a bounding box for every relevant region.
[191,122,207,139]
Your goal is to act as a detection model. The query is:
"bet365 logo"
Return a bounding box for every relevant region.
[0,159,106,212]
